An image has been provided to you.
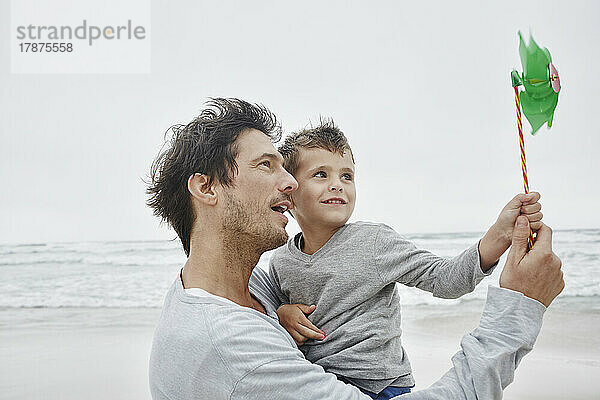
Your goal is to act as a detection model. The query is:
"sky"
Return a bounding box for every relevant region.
[1,0,598,245]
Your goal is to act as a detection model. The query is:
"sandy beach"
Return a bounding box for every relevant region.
[1,301,598,400]
[402,301,600,400]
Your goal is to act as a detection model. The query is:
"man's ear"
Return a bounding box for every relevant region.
[188,173,217,206]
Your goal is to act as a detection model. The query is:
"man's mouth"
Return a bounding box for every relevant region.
[321,198,347,205]
[270,200,291,214]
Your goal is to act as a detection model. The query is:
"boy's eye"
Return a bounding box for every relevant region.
[313,171,326,178]
[342,173,353,181]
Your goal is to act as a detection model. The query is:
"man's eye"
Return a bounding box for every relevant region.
[314,171,326,178]
[260,160,271,168]
[342,173,353,181]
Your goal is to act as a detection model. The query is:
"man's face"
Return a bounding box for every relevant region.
[291,147,356,230]
[219,129,298,253]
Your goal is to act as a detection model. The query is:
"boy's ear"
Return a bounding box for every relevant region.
[188,173,217,206]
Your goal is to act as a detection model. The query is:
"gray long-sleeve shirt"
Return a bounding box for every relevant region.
[149,267,545,400]
[269,221,496,392]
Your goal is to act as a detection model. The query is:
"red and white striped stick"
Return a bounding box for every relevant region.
[513,86,534,249]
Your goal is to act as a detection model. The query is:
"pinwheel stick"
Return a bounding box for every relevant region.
[513,85,535,249]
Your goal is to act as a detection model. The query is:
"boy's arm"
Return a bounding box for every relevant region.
[373,224,493,298]
[479,223,511,272]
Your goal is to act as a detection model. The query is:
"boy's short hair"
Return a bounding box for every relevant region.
[278,118,354,176]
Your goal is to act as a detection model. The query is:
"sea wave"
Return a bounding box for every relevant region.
[1,229,598,308]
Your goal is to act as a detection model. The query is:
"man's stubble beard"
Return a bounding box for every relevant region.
[221,192,288,255]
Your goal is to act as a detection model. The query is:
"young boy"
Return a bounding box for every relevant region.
[268,120,543,399]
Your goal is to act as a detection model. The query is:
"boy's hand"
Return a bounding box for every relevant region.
[495,192,543,241]
[276,304,325,346]
[479,192,543,271]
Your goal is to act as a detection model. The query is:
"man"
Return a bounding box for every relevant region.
[147,98,564,399]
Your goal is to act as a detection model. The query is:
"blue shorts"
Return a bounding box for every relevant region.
[339,377,413,399]
[361,385,412,400]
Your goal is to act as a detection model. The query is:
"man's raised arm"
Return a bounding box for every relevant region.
[400,217,563,400]
[233,218,563,400]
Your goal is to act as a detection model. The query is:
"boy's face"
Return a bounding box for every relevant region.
[291,147,356,230]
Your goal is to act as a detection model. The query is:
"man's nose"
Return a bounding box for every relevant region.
[279,169,298,193]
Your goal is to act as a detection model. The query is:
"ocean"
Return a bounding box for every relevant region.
[1,229,599,310]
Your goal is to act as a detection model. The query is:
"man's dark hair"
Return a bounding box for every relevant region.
[146,98,281,256]
[278,118,354,176]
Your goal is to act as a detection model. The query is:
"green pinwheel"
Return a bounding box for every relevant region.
[510,32,561,249]
[511,32,561,135]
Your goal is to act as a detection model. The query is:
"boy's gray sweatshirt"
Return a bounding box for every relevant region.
[269,221,497,393]
[149,267,545,400]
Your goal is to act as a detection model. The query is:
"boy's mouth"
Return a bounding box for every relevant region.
[321,198,347,205]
